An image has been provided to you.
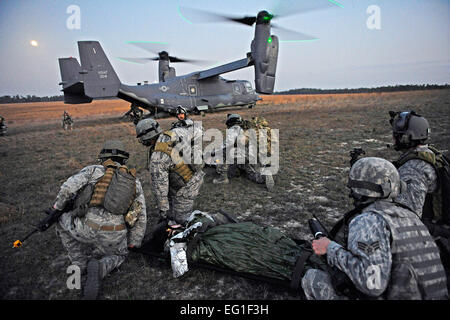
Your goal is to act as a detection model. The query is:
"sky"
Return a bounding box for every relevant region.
[0,0,448,96]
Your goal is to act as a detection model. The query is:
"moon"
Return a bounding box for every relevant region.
[30,40,39,47]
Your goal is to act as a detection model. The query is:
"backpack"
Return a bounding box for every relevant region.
[241,117,276,157]
[394,145,450,224]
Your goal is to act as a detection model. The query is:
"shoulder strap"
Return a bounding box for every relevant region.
[394,149,436,168]
[290,250,312,291]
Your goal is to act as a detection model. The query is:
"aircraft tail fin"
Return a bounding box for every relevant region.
[77,41,120,98]
[58,57,93,104]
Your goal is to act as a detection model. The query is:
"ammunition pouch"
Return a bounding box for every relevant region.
[73,183,94,218]
[154,131,195,187]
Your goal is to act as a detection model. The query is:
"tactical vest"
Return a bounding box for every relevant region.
[393,145,450,223]
[332,201,448,300]
[154,130,195,190]
[88,159,137,215]
[241,117,275,157]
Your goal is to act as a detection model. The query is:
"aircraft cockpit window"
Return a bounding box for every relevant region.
[244,82,253,92]
[189,85,197,96]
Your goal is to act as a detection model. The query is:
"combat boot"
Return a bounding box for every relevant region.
[213,175,229,184]
[83,258,101,300]
[265,174,274,191]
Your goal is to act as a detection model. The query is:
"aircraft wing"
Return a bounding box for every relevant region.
[197,55,254,80]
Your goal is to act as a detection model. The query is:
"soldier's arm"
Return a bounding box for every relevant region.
[326,212,392,297]
[127,179,147,247]
[396,159,438,215]
[223,126,241,150]
[150,151,171,212]
[53,165,102,210]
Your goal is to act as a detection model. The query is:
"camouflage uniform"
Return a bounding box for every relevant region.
[150,122,205,224]
[302,157,448,300]
[62,112,73,130]
[0,116,6,135]
[54,163,147,277]
[216,124,266,184]
[394,145,438,218]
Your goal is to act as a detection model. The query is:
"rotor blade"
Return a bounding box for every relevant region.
[269,0,342,19]
[179,6,256,26]
[127,41,170,54]
[272,24,318,42]
[168,56,215,66]
[117,57,153,64]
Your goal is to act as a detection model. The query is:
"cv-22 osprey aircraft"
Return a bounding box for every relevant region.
[58,11,279,121]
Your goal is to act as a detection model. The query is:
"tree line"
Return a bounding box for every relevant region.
[0,95,64,104]
[276,84,449,95]
[0,84,448,104]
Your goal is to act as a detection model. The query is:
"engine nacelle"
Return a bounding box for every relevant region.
[251,13,279,94]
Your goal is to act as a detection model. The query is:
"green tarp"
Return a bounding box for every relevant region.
[188,221,327,281]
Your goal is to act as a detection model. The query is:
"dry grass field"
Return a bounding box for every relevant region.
[0,89,449,300]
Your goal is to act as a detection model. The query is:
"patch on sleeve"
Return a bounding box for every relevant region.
[357,241,381,255]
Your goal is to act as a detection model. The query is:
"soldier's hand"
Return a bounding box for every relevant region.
[312,237,331,256]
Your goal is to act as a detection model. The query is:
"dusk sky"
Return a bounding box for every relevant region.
[0,0,448,96]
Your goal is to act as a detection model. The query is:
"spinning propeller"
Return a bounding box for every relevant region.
[118,41,212,65]
[178,0,343,42]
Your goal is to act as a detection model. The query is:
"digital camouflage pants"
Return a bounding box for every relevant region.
[55,210,128,278]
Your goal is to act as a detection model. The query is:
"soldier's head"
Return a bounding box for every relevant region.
[389,110,430,151]
[348,157,404,207]
[225,114,242,128]
[176,106,187,121]
[136,117,162,146]
[98,140,129,165]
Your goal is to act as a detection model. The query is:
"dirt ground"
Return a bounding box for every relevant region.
[0,89,449,300]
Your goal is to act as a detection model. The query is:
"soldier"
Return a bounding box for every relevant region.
[170,106,190,129]
[62,110,74,130]
[0,115,7,135]
[136,117,205,225]
[301,157,448,300]
[389,111,449,227]
[213,114,274,191]
[50,140,147,299]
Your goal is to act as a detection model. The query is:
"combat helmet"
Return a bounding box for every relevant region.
[225,114,243,128]
[389,111,430,150]
[98,140,129,161]
[176,105,187,115]
[136,118,162,142]
[348,157,403,204]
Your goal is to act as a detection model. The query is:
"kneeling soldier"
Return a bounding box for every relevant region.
[51,140,147,299]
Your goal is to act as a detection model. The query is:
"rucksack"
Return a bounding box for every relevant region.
[241,117,276,156]
[394,145,450,224]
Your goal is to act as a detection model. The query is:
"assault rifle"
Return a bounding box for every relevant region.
[13,195,76,248]
[349,148,365,167]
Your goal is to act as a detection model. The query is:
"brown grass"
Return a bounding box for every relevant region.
[0,89,449,300]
